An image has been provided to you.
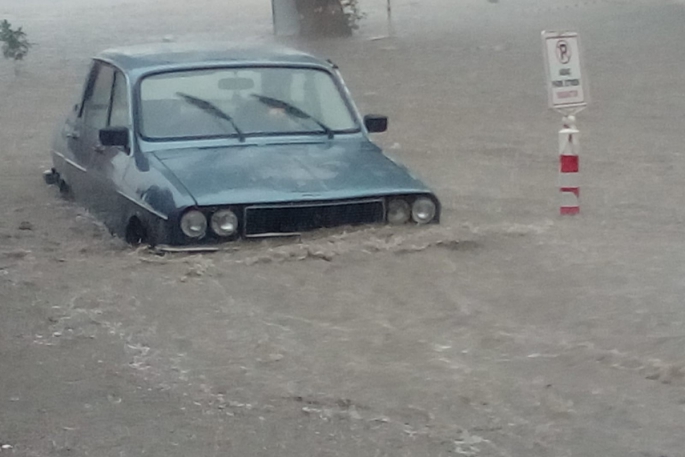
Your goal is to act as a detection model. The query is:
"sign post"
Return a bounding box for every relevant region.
[542,31,588,215]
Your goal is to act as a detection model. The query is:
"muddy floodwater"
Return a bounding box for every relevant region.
[1,0,684,455]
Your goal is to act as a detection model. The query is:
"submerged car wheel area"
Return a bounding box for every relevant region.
[47,43,441,246]
[125,217,149,245]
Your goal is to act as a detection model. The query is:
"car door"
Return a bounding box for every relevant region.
[88,68,134,231]
[74,62,115,213]
[81,63,131,230]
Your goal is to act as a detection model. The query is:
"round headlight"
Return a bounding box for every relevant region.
[411,197,437,224]
[387,198,411,224]
[211,209,239,237]
[180,210,207,238]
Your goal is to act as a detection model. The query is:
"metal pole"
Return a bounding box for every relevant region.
[272,0,277,34]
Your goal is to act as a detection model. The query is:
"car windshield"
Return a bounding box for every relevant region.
[139,67,359,140]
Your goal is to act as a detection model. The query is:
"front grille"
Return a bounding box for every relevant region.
[244,199,385,236]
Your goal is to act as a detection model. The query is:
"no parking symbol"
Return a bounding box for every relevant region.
[556,40,571,64]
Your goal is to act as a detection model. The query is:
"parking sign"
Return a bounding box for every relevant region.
[543,31,588,110]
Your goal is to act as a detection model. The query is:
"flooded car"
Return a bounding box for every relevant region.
[45,43,440,245]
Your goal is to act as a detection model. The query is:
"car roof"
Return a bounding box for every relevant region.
[96,42,331,74]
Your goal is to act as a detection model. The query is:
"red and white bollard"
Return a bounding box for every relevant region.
[559,115,580,215]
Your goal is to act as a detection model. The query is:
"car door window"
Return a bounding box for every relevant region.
[83,64,114,130]
[109,71,131,128]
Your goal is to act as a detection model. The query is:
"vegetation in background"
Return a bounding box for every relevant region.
[340,0,366,31]
[0,20,31,62]
[296,0,365,36]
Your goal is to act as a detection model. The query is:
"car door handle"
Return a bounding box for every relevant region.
[93,145,106,154]
[65,131,80,139]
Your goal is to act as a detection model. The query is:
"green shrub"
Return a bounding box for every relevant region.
[0,20,32,61]
[340,0,365,30]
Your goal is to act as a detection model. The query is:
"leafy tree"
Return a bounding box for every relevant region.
[0,20,31,62]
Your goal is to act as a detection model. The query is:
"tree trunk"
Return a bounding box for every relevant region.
[13,60,24,77]
[295,0,352,36]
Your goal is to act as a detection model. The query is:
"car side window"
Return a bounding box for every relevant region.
[83,63,114,129]
[109,71,131,128]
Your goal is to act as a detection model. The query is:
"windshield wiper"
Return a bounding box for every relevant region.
[176,92,246,142]
[250,94,334,139]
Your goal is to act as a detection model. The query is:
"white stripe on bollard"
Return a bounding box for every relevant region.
[560,190,580,207]
[558,171,579,188]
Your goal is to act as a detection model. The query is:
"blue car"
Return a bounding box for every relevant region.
[46,43,440,245]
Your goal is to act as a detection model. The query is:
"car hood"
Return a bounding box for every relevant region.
[151,140,432,206]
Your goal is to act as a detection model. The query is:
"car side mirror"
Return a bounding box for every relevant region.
[99,126,130,149]
[364,115,388,133]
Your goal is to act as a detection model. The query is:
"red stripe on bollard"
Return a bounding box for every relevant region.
[560,155,579,173]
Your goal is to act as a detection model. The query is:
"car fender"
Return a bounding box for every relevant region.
[116,151,197,243]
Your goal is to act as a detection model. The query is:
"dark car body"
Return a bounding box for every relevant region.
[48,43,440,245]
